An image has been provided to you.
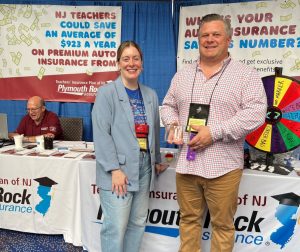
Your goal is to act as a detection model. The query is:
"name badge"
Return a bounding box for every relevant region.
[186,103,210,133]
[137,138,148,151]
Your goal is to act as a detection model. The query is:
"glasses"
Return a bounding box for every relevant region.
[26,106,42,113]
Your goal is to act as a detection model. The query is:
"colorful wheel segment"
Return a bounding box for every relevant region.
[246,74,300,153]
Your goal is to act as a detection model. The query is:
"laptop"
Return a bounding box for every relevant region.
[0,113,9,140]
[0,113,15,147]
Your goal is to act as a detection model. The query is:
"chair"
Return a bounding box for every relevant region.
[59,117,83,141]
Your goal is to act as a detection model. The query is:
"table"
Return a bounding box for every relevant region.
[1,144,300,251]
[0,142,85,246]
[79,161,300,252]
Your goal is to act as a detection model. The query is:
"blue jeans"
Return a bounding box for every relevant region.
[99,152,151,252]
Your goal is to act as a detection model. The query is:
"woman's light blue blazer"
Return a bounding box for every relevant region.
[92,77,161,191]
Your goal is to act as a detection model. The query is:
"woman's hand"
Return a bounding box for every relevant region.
[111,169,128,196]
[155,163,169,176]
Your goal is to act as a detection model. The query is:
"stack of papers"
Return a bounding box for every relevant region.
[16,149,35,155]
[63,152,82,158]
[38,149,58,156]
[55,141,94,152]
[81,154,96,160]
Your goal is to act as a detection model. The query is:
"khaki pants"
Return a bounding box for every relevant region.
[176,169,242,252]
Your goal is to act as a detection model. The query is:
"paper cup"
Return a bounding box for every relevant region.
[14,135,24,150]
[36,135,45,151]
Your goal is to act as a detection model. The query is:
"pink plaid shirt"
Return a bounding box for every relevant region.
[161,56,267,178]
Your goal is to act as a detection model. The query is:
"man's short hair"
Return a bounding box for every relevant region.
[199,13,232,37]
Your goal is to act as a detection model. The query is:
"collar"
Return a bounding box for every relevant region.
[196,54,232,72]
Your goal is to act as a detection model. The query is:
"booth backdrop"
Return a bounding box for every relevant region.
[0,0,260,144]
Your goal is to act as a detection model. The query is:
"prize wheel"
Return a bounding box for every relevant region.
[246,68,300,153]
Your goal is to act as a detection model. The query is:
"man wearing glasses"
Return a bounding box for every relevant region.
[9,96,63,142]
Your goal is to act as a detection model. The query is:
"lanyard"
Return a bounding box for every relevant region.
[190,59,231,106]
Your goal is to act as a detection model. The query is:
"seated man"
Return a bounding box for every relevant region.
[9,96,63,142]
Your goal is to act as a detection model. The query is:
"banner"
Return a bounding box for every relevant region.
[80,156,300,252]
[178,0,300,79]
[0,154,82,245]
[0,4,122,102]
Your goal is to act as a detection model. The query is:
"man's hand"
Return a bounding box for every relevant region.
[8,132,18,140]
[165,124,183,145]
[111,169,128,197]
[188,125,212,150]
[44,133,55,138]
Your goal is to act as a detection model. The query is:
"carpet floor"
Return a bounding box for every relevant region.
[0,228,84,252]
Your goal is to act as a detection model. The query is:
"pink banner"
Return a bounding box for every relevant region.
[0,71,119,103]
[0,4,122,103]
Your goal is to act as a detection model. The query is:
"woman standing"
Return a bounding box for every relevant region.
[92,41,163,252]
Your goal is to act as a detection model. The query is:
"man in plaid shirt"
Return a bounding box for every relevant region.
[161,14,267,252]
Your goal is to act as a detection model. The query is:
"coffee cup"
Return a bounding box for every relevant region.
[44,136,54,150]
[14,134,24,151]
[36,135,45,151]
